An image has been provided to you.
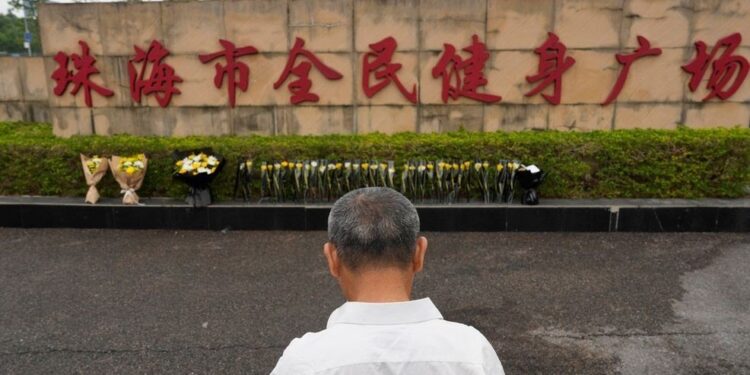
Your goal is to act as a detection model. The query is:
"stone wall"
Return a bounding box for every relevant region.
[23,0,750,136]
[0,57,49,123]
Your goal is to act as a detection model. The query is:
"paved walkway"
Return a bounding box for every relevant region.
[0,229,748,374]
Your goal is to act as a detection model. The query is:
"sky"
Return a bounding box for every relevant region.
[0,0,29,16]
[1,0,12,15]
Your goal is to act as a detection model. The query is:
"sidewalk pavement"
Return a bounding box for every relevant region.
[0,229,747,374]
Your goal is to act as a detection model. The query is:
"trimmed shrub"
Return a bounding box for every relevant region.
[0,122,748,200]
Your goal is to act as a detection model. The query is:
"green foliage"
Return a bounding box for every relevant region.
[0,12,41,55]
[8,0,41,17]
[0,122,748,200]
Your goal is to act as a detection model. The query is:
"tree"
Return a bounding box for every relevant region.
[0,0,43,55]
[9,0,42,18]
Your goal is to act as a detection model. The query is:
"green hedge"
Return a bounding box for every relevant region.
[0,122,748,199]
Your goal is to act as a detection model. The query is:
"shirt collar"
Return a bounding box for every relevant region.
[327,298,443,328]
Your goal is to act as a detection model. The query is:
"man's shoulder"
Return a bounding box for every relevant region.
[282,330,330,354]
[292,318,486,341]
[426,318,489,338]
[273,320,502,374]
[284,319,492,362]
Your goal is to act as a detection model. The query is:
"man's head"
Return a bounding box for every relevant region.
[324,187,428,301]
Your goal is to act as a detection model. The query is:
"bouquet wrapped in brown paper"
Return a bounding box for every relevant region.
[80,154,109,204]
[109,154,148,205]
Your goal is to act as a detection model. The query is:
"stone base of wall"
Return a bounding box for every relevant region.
[48,103,750,138]
[0,101,50,123]
[0,56,49,123]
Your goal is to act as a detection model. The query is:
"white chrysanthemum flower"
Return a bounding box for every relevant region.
[328,163,335,170]
[207,156,218,165]
[418,165,426,172]
[134,161,144,169]
[311,161,318,168]
[344,162,351,168]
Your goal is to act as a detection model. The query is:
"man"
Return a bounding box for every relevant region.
[271,187,504,375]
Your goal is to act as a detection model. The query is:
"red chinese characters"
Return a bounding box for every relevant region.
[52,32,750,110]
[274,37,343,104]
[432,34,501,103]
[682,33,749,101]
[51,40,114,107]
[199,39,259,108]
[362,36,417,103]
[602,36,662,106]
[128,40,183,107]
[525,32,575,105]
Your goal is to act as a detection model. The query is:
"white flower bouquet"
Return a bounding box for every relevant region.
[173,149,224,207]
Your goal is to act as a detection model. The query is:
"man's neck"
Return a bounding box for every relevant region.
[342,267,414,303]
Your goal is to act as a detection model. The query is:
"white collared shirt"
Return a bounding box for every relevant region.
[271,298,504,375]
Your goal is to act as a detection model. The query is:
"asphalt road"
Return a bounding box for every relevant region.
[0,229,748,374]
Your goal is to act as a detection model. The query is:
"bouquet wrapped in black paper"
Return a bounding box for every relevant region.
[516,164,545,205]
[173,149,225,207]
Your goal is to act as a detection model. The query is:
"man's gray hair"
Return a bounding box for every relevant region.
[327,187,420,270]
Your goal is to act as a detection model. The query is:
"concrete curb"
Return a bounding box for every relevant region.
[0,197,748,232]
